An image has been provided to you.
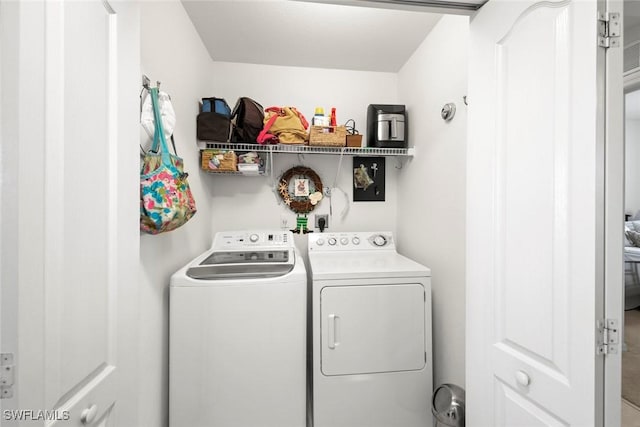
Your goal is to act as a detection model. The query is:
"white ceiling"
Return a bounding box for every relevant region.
[181,0,442,72]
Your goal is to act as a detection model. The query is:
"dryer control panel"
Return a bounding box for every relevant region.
[308,232,395,252]
[213,230,293,249]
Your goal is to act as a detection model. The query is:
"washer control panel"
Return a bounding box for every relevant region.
[308,232,394,251]
[213,230,293,249]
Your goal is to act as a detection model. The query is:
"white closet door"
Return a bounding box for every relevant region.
[467,0,606,426]
[45,1,119,424]
[1,1,125,425]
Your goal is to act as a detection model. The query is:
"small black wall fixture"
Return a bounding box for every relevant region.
[353,157,385,202]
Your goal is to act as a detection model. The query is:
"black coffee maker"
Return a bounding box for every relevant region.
[366,104,407,148]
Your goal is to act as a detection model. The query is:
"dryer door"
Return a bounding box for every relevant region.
[320,283,426,376]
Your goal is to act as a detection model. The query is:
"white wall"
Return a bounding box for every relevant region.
[626,22,640,47]
[139,2,217,426]
[397,14,469,389]
[138,5,469,424]
[209,62,401,245]
[626,118,640,216]
[139,7,401,424]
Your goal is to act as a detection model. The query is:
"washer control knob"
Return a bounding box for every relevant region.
[328,238,337,246]
[317,239,325,246]
[352,237,361,245]
[249,234,259,243]
[373,235,387,247]
[340,237,349,245]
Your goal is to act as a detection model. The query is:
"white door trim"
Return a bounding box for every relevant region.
[605,1,625,426]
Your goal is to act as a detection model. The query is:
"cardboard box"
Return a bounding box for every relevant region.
[346,134,363,148]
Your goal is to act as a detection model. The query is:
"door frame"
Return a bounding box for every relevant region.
[604,0,624,426]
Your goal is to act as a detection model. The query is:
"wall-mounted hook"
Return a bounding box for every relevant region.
[463,95,468,106]
[140,75,151,101]
[142,75,161,90]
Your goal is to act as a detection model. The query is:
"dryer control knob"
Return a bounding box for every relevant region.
[317,239,325,246]
[249,234,259,243]
[328,238,337,246]
[373,235,387,247]
[340,238,349,245]
[352,237,361,245]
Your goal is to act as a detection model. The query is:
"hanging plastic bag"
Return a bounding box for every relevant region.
[140,90,176,139]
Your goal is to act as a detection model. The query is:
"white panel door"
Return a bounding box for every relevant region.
[467,1,605,426]
[49,2,119,424]
[320,284,426,376]
[44,1,119,425]
[0,0,125,425]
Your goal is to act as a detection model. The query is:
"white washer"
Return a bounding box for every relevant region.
[170,230,306,427]
[308,232,432,427]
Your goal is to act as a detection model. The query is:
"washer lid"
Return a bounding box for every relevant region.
[186,249,294,279]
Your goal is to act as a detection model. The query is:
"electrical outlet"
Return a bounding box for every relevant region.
[315,214,328,230]
[280,214,289,230]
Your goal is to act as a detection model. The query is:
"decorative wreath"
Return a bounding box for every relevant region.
[278,166,324,213]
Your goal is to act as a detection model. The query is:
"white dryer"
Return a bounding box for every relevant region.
[170,230,306,427]
[308,232,432,427]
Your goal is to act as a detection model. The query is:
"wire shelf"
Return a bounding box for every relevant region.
[203,142,415,157]
[202,170,267,176]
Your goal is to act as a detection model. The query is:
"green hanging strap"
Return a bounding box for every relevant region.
[150,87,172,167]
